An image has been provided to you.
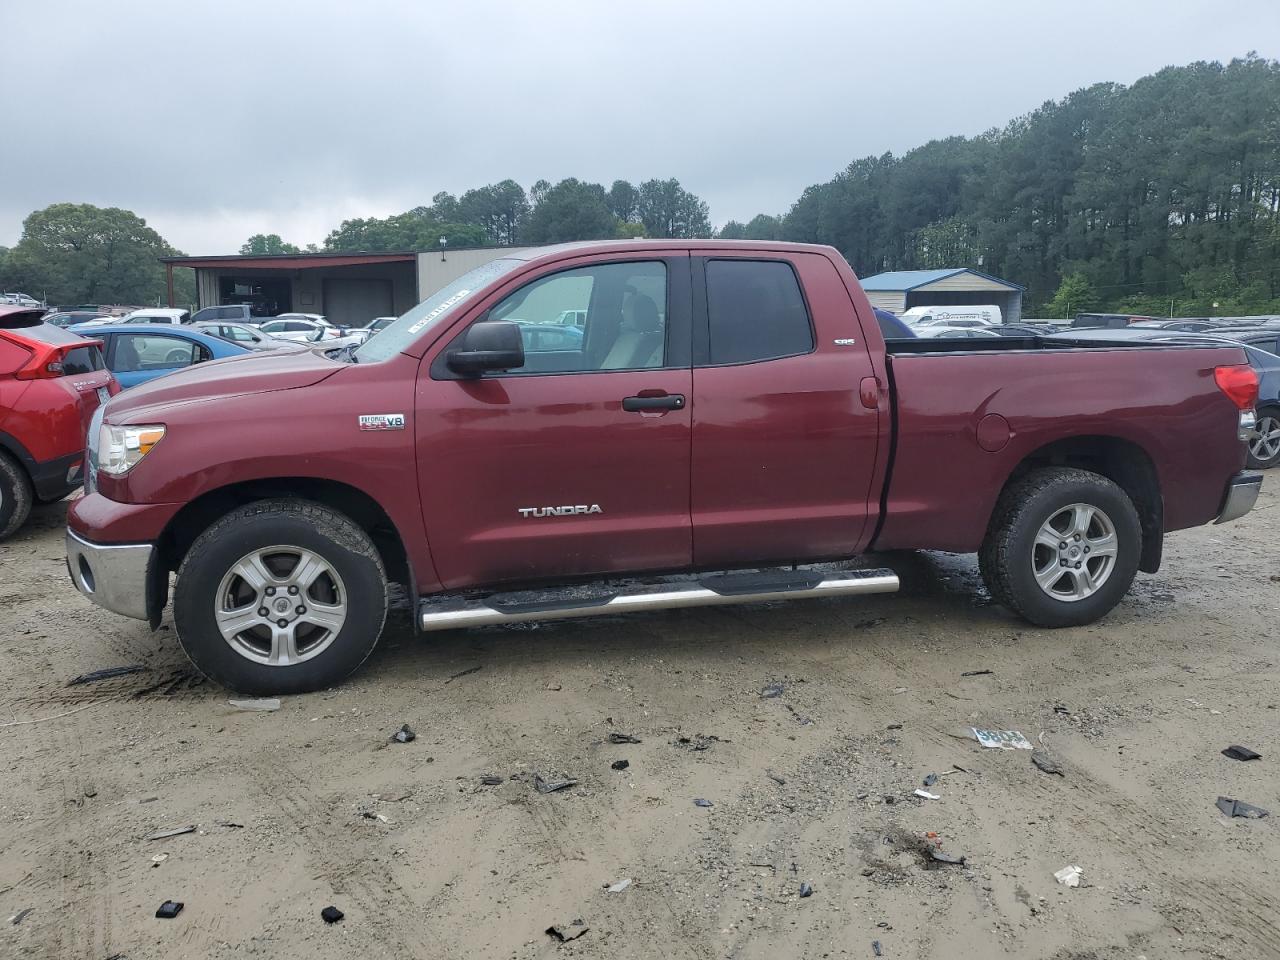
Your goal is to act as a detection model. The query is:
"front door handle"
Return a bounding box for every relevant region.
[622,394,685,412]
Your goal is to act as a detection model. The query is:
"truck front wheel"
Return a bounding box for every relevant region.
[174,499,388,694]
[979,467,1141,628]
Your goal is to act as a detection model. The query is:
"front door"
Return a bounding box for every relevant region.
[416,255,694,591]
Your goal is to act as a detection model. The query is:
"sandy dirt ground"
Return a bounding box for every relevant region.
[2,486,1278,960]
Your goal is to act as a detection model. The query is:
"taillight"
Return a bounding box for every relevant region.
[1214,364,1259,411]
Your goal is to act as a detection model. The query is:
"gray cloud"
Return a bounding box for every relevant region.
[2,0,1276,252]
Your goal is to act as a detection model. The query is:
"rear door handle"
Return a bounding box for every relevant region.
[622,394,685,412]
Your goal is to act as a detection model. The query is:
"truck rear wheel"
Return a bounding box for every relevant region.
[979,467,1141,628]
[173,499,388,694]
[0,450,33,542]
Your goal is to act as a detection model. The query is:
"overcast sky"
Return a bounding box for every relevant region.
[2,0,1277,253]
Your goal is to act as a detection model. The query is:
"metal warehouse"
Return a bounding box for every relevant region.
[860,268,1025,323]
[160,247,529,327]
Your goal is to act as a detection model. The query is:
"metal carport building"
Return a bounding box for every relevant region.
[859,268,1025,323]
[160,246,530,327]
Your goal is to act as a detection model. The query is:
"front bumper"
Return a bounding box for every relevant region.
[65,528,156,621]
[1215,471,1263,525]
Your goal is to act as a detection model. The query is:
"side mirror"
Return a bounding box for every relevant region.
[447,320,525,375]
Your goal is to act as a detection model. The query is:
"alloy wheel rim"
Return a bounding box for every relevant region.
[1031,503,1118,602]
[1251,416,1280,462]
[214,545,347,666]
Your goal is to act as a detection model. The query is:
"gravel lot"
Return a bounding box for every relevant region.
[2,486,1278,960]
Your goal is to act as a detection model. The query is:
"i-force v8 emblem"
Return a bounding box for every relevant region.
[358,413,406,431]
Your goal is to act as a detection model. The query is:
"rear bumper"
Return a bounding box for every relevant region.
[1215,471,1262,525]
[27,451,83,501]
[65,528,156,621]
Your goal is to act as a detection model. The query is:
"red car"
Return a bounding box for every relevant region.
[0,306,119,539]
[64,241,1261,694]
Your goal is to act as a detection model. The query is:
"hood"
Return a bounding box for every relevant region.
[105,345,342,422]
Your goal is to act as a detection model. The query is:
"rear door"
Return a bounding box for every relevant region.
[689,251,881,566]
[416,255,694,590]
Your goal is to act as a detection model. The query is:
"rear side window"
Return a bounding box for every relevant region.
[705,260,813,364]
[218,306,242,320]
[61,345,104,375]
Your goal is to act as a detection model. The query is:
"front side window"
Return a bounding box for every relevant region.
[705,259,813,365]
[481,260,667,374]
[114,334,201,373]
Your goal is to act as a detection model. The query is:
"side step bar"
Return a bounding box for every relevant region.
[419,567,899,632]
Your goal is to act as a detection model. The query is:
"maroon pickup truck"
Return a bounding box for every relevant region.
[64,241,1262,694]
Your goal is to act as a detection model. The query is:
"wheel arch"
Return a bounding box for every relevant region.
[991,435,1163,573]
[157,477,411,587]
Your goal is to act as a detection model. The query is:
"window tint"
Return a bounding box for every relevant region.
[483,261,667,374]
[61,345,104,375]
[113,334,199,373]
[218,306,243,320]
[705,260,813,364]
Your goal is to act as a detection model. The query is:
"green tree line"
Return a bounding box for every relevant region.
[743,54,1280,316]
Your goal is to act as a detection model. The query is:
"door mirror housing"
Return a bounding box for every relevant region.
[447,320,525,375]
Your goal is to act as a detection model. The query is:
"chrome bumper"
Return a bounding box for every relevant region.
[1215,471,1263,525]
[65,529,155,621]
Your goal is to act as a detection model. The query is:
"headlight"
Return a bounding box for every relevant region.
[98,423,166,476]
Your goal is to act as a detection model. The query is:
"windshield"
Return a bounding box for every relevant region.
[355,257,523,363]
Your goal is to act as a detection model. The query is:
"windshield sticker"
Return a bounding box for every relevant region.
[407,289,471,334]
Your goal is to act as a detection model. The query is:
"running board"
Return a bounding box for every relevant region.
[418,568,899,632]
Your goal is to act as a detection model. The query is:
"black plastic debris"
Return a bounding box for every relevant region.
[1053,704,1070,714]
[799,882,813,898]
[608,733,641,744]
[1217,796,1270,818]
[8,908,33,925]
[960,669,993,677]
[145,825,195,841]
[1031,750,1065,776]
[886,723,903,730]
[693,798,714,808]
[534,774,578,794]
[67,665,145,686]
[1222,745,1262,762]
[444,665,482,683]
[155,901,184,919]
[321,906,344,924]
[872,941,883,957]
[545,921,589,942]
[767,770,786,786]
[761,682,785,699]
[930,849,966,865]
[675,734,721,751]
[481,776,504,786]
[215,820,244,829]
[611,760,629,771]
[922,773,938,787]
[392,724,416,743]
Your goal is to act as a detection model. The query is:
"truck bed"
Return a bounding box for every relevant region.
[874,339,1249,555]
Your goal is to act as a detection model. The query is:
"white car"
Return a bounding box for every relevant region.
[911,325,1002,339]
[194,321,293,351]
[259,317,342,343]
[1,292,42,309]
[117,307,192,325]
[902,304,1002,326]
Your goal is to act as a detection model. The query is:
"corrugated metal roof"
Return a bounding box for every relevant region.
[860,268,1025,291]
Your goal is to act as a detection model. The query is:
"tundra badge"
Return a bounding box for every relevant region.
[518,505,604,518]
[358,413,406,431]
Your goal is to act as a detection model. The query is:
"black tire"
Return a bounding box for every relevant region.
[978,467,1141,628]
[174,499,388,695]
[1246,407,1280,470]
[0,450,33,542]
